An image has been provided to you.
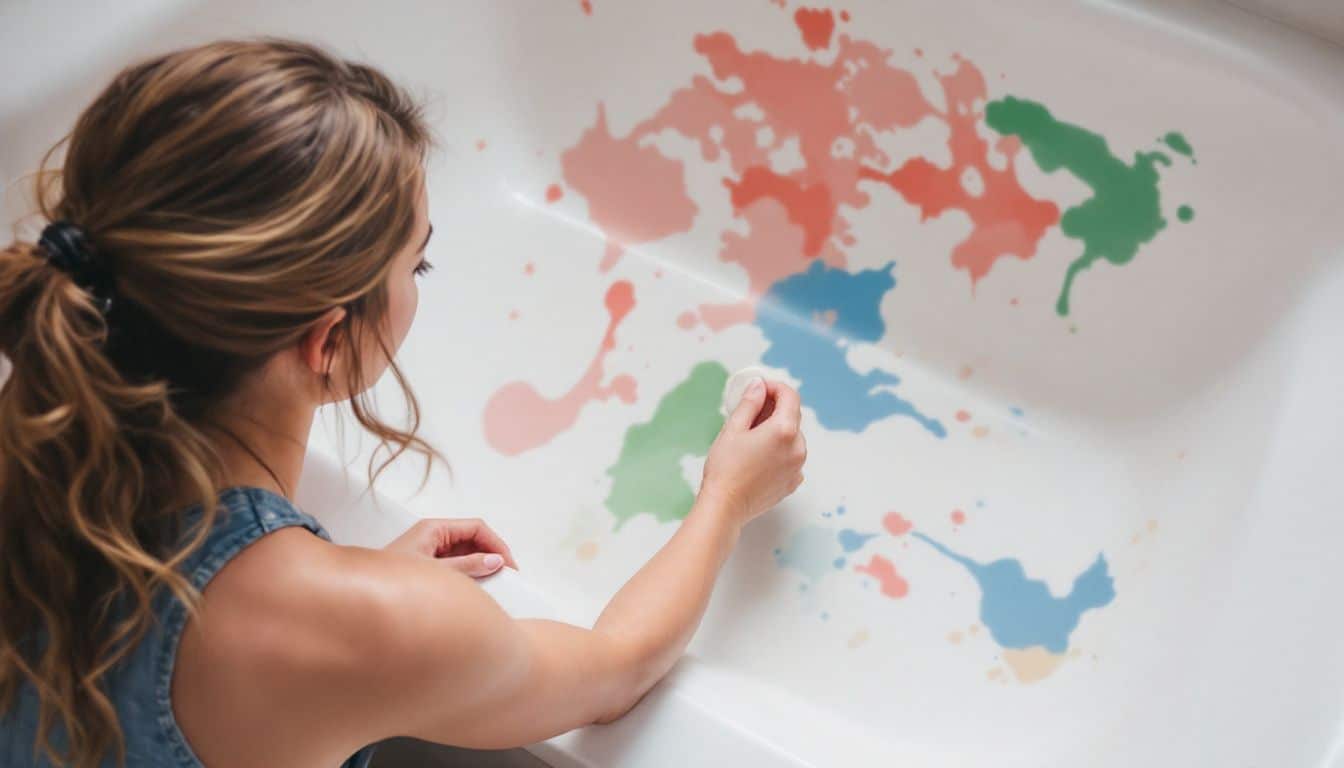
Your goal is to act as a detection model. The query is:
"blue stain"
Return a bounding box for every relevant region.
[822,510,832,518]
[1010,406,1025,418]
[755,260,945,437]
[836,505,846,516]
[912,532,1115,654]
[820,611,830,621]
[833,557,846,569]
[976,499,985,509]
[837,529,878,552]
[776,525,841,583]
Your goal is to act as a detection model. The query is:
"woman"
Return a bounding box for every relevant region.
[0,39,807,768]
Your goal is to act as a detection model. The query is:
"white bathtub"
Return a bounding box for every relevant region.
[5,1,1344,766]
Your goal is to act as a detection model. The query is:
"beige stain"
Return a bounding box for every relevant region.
[972,425,990,438]
[576,540,600,561]
[968,624,980,636]
[1001,646,1067,684]
[848,629,870,649]
[947,631,964,645]
[986,667,1004,681]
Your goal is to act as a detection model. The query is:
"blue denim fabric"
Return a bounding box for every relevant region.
[1,487,376,767]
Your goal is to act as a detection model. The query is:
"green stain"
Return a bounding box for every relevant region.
[1177,205,1194,222]
[986,96,1172,316]
[605,361,729,530]
[1160,131,1195,160]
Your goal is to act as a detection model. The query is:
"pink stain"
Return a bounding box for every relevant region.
[546,184,564,203]
[793,8,835,51]
[726,166,835,257]
[855,554,908,599]
[483,282,638,455]
[580,0,592,15]
[676,310,698,329]
[955,409,972,422]
[857,57,1059,285]
[524,262,535,276]
[839,10,851,22]
[561,104,699,272]
[696,199,808,330]
[475,139,487,151]
[951,509,966,525]
[883,512,913,536]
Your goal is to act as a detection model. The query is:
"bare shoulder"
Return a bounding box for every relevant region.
[173,526,522,765]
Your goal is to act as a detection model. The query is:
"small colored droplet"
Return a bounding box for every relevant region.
[955,410,972,422]
[1177,205,1194,222]
[545,184,564,203]
[951,509,966,525]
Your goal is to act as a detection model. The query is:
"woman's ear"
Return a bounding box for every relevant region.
[300,307,349,381]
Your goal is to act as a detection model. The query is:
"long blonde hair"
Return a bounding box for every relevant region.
[0,39,436,766]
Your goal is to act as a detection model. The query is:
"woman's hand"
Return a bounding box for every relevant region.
[699,377,807,528]
[383,518,519,578]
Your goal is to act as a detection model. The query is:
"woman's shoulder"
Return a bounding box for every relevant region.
[170,519,516,762]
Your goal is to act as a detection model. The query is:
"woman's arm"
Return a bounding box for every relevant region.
[174,380,804,763]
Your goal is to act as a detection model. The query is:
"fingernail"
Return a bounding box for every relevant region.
[748,377,764,394]
[483,554,504,571]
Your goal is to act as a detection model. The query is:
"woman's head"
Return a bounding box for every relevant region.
[0,39,435,766]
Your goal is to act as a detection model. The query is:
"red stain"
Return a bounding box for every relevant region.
[546,184,564,203]
[855,555,908,599]
[726,166,834,257]
[524,262,535,275]
[676,311,698,329]
[1010,297,1020,306]
[955,409,971,422]
[882,512,913,536]
[839,10,850,22]
[951,509,966,525]
[580,0,592,15]
[793,8,835,51]
[561,104,698,272]
[914,48,924,57]
[857,57,1059,285]
[475,139,487,151]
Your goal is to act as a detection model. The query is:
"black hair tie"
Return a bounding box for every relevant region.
[39,220,114,315]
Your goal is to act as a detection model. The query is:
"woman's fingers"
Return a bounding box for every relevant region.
[441,552,507,578]
[439,518,518,569]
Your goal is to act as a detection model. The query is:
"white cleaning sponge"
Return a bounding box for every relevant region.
[720,365,797,418]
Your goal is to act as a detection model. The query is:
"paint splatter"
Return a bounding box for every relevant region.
[947,630,964,644]
[484,281,638,455]
[838,528,878,552]
[756,260,945,436]
[951,509,966,525]
[676,311,698,330]
[1177,205,1194,222]
[972,425,990,438]
[793,8,835,51]
[1002,646,1067,684]
[986,96,1172,315]
[579,0,592,15]
[776,524,844,583]
[955,410,972,422]
[524,262,535,275]
[882,512,913,536]
[561,104,699,272]
[913,532,1115,653]
[546,183,564,203]
[475,139,487,151]
[576,540,599,560]
[1160,131,1194,161]
[958,365,973,380]
[854,554,909,599]
[605,361,728,528]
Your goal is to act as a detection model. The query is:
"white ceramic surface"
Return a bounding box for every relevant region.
[5,2,1344,766]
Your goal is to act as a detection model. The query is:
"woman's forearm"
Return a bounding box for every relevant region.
[590,492,743,715]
